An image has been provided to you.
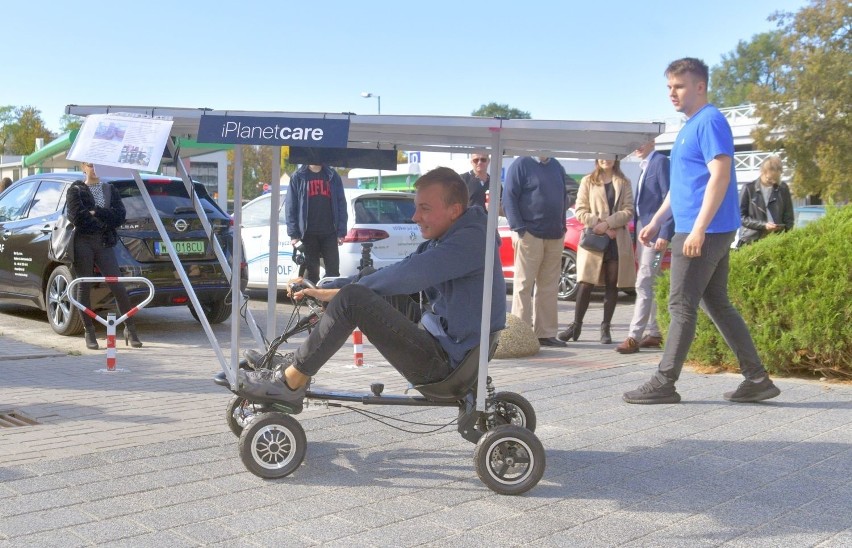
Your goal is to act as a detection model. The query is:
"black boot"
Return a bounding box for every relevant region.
[124,324,142,348]
[557,322,583,342]
[600,322,612,344]
[84,327,99,350]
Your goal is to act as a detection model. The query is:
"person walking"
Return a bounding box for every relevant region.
[623,57,781,404]
[738,155,794,246]
[615,139,673,354]
[66,162,142,350]
[502,156,568,347]
[460,153,491,210]
[285,164,348,284]
[558,158,635,344]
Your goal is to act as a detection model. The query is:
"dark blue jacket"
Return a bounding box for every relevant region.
[502,157,567,239]
[330,207,506,368]
[635,152,674,241]
[285,166,348,239]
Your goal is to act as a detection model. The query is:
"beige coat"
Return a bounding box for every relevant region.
[575,174,636,288]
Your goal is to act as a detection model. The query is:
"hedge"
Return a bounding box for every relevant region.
[655,205,852,379]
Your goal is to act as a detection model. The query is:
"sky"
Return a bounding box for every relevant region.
[4,0,809,135]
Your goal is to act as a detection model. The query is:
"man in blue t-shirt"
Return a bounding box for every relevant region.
[623,57,781,405]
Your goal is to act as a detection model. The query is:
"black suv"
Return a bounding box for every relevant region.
[0,172,244,335]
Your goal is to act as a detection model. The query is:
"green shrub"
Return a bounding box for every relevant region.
[656,205,852,379]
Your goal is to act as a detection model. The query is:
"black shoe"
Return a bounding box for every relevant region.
[600,322,612,344]
[213,358,252,387]
[623,377,681,404]
[244,349,295,370]
[538,337,567,348]
[84,328,99,350]
[724,377,781,403]
[123,325,142,348]
[557,322,582,342]
[236,368,305,413]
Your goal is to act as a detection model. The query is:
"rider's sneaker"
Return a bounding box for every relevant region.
[237,368,305,413]
[723,377,781,403]
[213,358,251,388]
[244,349,296,370]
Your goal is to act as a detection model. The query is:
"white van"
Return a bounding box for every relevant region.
[241,189,424,290]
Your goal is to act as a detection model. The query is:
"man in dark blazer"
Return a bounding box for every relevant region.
[459,153,490,209]
[616,139,674,354]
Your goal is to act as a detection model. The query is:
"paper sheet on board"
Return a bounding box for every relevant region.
[67,112,173,172]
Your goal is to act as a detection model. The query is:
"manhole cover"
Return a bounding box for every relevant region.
[0,410,40,428]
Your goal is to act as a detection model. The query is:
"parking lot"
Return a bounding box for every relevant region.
[1,294,851,546]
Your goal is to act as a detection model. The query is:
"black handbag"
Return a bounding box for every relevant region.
[579,228,609,252]
[48,213,75,263]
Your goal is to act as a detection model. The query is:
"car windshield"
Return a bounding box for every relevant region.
[353,196,416,224]
[113,180,225,219]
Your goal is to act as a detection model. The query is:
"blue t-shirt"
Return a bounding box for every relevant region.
[670,104,740,233]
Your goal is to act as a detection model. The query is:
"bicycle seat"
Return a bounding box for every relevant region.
[414,332,500,403]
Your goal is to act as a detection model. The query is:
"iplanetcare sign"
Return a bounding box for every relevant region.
[197,115,350,148]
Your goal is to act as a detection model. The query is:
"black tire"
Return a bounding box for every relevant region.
[45,265,84,336]
[225,395,266,437]
[557,249,578,301]
[474,425,545,496]
[238,412,306,479]
[488,392,537,432]
[189,298,231,324]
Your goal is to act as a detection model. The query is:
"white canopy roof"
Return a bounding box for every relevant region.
[65,105,664,161]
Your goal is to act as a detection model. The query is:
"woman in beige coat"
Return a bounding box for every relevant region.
[558,158,636,344]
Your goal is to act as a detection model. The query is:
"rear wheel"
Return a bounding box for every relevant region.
[189,298,231,324]
[46,265,84,336]
[557,249,578,301]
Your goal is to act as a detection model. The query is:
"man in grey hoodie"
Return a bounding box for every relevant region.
[237,167,506,412]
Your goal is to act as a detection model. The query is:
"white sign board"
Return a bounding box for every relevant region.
[67,112,173,173]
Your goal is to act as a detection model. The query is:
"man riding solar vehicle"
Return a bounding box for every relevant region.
[217,166,545,494]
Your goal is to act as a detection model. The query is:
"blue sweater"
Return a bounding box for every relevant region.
[285,166,348,239]
[502,157,567,239]
[333,207,506,367]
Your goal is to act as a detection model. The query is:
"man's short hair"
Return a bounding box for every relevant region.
[414,167,469,208]
[665,57,709,85]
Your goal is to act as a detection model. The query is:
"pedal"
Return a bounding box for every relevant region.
[370,383,384,396]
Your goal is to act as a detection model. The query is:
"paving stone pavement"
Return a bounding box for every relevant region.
[1,297,850,546]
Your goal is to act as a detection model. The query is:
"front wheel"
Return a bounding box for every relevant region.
[474,425,545,495]
[557,249,578,301]
[487,392,536,432]
[46,265,84,336]
[226,395,266,437]
[239,413,306,479]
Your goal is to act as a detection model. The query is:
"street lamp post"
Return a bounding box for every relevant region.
[361,91,382,189]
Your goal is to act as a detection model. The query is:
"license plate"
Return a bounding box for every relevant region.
[154,240,206,256]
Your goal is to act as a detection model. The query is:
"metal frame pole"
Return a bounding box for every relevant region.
[267,146,282,337]
[230,145,244,385]
[476,125,504,412]
[167,139,264,349]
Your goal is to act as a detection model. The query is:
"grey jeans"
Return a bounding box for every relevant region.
[655,231,767,384]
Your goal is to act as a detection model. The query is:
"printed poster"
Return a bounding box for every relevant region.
[67,112,174,172]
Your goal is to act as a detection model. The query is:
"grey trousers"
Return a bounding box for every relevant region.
[628,222,664,340]
[654,231,767,384]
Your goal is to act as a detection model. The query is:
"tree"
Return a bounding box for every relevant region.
[226,146,297,201]
[751,0,852,202]
[709,31,785,107]
[471,103,531,119]
[2,106,54,155]
[59,114,83,133]
[0,105,16,155]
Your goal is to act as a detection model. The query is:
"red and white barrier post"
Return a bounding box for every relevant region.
[66,276,154,373]
[352,328,364,367]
